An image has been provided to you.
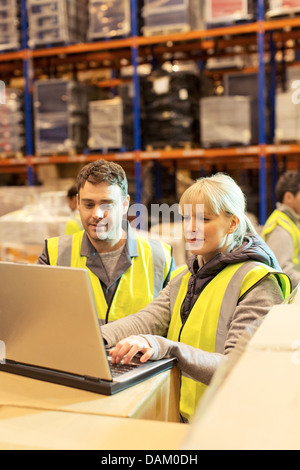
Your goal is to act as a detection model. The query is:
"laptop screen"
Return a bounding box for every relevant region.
[0,262,112,380]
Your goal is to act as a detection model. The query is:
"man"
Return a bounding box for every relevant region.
[261,170,300,289]
[38,159,175,324]
[65,185,83,235]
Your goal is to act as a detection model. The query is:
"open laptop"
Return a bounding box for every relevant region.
[0,261,176,395]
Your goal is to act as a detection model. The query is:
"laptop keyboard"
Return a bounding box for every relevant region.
[108,358,142,378]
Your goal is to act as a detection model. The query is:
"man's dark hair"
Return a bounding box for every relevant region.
[276,171,300,203]
[67,184,77,199]
[77,160,128,199]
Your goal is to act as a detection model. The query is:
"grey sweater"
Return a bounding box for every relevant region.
[102,234,286,387]
[263,203,300,289]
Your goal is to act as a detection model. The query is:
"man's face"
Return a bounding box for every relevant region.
[290,191,300,216]
[284,190,300,216]
[78,181,129,245]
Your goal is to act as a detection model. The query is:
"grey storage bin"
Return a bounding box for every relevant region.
[88,0,131,39]
[275,91,300,143]
[88,125,123,150]
[0,0,20,51]
[88,97,124,150]
[200,96,258,147]
[142,0,204,36]
[0,88,25,154]
[33,79,89,155]
[27,0,88,47]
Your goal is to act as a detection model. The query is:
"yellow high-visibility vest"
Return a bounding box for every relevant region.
[261,209,300,266]
[167,261,291,421]
[47,230,173,323]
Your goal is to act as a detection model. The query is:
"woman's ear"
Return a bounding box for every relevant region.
[228,215,240,234]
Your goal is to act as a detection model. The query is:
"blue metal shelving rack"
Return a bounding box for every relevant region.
[20,0,34,186]
[130,0,142,206]
[17,0,282,222]
[257,0,267,225]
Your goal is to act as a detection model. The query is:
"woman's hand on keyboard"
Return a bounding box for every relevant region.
[109,335,154,365]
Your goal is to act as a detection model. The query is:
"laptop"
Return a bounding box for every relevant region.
[0,261,176,395]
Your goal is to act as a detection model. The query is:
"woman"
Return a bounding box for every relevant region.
[102,173,291,422]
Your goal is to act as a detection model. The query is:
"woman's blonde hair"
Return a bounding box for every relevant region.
[179,173,256,245]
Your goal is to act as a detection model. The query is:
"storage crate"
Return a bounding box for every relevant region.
[200,96,257,147]
[266,0,300,19]
[205,0,256,26]
[88,0,131,39]
[0,0,20,51]
[34,79,89,116]
[142,0,204,36]
[27,0,88,47]
[33,79,89,155]
[89,97,123,126]
[275,91,300,143]
[0,88,25,154]
[88,125,123,150]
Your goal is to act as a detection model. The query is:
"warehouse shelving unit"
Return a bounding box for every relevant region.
[1,0,300,222]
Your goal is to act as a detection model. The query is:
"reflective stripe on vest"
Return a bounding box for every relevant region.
[261,209,300,266]
[167,261,291,421]
[47,230,173,323]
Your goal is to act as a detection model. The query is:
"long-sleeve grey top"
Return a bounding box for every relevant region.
[102,272,284,387]
[263,203,300,289]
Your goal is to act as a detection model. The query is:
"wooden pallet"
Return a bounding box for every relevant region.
[0,151,24,160]
[266,7,300,20]
[142,24,191,38]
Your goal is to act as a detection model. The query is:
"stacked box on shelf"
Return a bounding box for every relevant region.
[266,0,300,19]
[205,0,256,26]
[200,96,257,147]
[0,88,25,155]
[139,68,203,149]
[275,91,300,143]
[286,65,300,90]
[142,0,204,36]
[0,0,21,51]
[223,72,270,143]
[27,0,88,48]
[33,79,89,155]
[88,97,123,151]
[88,0,131,39]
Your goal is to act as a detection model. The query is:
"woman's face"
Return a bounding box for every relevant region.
[182,201,238,263]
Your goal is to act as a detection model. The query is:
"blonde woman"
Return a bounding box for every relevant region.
[102,173,291,422]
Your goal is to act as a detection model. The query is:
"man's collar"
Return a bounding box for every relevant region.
[81,219,139,257]
[276,202,300,224]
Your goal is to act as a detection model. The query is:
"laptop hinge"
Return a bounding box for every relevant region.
[84,374,113,383]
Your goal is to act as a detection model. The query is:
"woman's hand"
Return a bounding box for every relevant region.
[109,335,154,364]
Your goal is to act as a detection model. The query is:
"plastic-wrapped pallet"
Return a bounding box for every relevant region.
[0,88,25,155]
[33,79,89,155]
[0,190,72,264]
[142,0,205,36]
[205,0,256,26]
[0,0,21,51]
[88,0,131,39]
[286,65,300,91]
[223,72,268,143]
[200,96,257,147]
[275,91,300,143]
[27,0,88,48]
[88,97,123,150]
[266,0,300,19]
